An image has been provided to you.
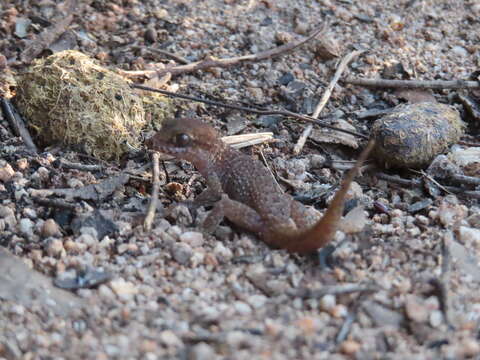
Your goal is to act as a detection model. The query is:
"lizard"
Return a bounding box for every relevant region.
[146,117,374,254]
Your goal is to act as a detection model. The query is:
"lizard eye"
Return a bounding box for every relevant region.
[174,133,191,147]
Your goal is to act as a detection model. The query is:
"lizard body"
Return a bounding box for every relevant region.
[146,117,373,254]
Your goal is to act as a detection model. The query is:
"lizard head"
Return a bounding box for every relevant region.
[145,117,223,163]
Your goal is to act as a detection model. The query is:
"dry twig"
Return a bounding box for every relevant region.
[122,25,326,79]
[293,283,380,298]
[344,77,480,90]
[313,50,365,118]
[144,152,161,231]
[133,84,368,139]
[293,49,365,154]
[0,98,38,153]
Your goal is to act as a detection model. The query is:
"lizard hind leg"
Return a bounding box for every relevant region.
[203,194,265,236]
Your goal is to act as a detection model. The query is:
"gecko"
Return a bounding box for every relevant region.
[146,117,374,254]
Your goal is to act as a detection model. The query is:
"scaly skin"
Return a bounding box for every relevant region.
[146,117,373,254]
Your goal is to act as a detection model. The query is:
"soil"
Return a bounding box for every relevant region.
[1,0,480,359]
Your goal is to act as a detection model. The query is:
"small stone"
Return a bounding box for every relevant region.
[340,206,367,234]
[189,342,215,360]
[310,154,326,168]
[159,330,182,347]
[80,226,99,240]
[405,295,429,323]
[247,294,267,308]
[458,226,480,245]
[429,310,443,328]
[109,279,138,302]
[16,158,28,170]
[76,233,97,249]
[296,317,316,335]
[225,331,248,348]
[144,27,157,43]
[18,218,34,237]
[213,243,233,263]
[67,178,83,188]
[23,208,37,219]
[459,338,480,358]
[171,243,193,265]
[330,304,348,318]
[319,294,336,312]
[42,219,61,238]
[0,205,14,219]
[44,238,65,257]
[451,45,468,57]
[233,301,252,315]
[340,340,361,355]
[0,162,15,182]
[179,231,204,247]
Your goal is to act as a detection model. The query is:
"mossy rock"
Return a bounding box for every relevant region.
[15,50,173,160]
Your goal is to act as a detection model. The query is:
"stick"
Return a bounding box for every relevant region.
[344,77,480,90]
[122,24,326,79]
[293,124,313,155]
[131,45,189,64]
[144,152,161,231]
[293,283,380,298]
[59,159,102,172]
[313,50,365,118]
[293,49,365,154]
[0,98,38,153]
[132,84,369,139]
[21,0,77,63]
[376,172,480,199]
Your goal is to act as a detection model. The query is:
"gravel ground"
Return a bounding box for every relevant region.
[1,0,480,359]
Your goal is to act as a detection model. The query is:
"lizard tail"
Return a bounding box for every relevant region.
[283,140,375,254]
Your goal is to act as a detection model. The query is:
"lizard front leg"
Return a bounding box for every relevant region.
[203,194,264,236]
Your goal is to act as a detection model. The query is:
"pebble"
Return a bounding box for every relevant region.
[44,238,65,257]
[247,294,267,308]
[76,233,97,249]
[340,340,361,355]
[233,301,252,315]
[179,231,204,247]
[18,218,34,237]
[41,219,61,238]
[429,310,443,328]
[213,243,233,263]
[458,338,480,357]
[189,343,215,360]
[319,294,336,312]
[22,207,37,220]
[405,295,428,323]
[109,279,138,302]
[171,243,193,265]
[0,162,15,182]
[330,304,348,318]
[458,226,480,245]
[159,330,182,347]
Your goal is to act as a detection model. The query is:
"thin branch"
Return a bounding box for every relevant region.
[1,98,38,153]
[132,84,369,139]
[293,124,313,155]
[344,77,480,90]
[131,45,189,64]
[59,159,102,172]
[144,152,161,231]
[313,50,365,118]
[122,24,327,79]
[293,283,380,298]
[376,172,480,199]
[293,49,364,154]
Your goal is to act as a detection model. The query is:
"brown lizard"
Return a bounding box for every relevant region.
[146,117,374,254]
